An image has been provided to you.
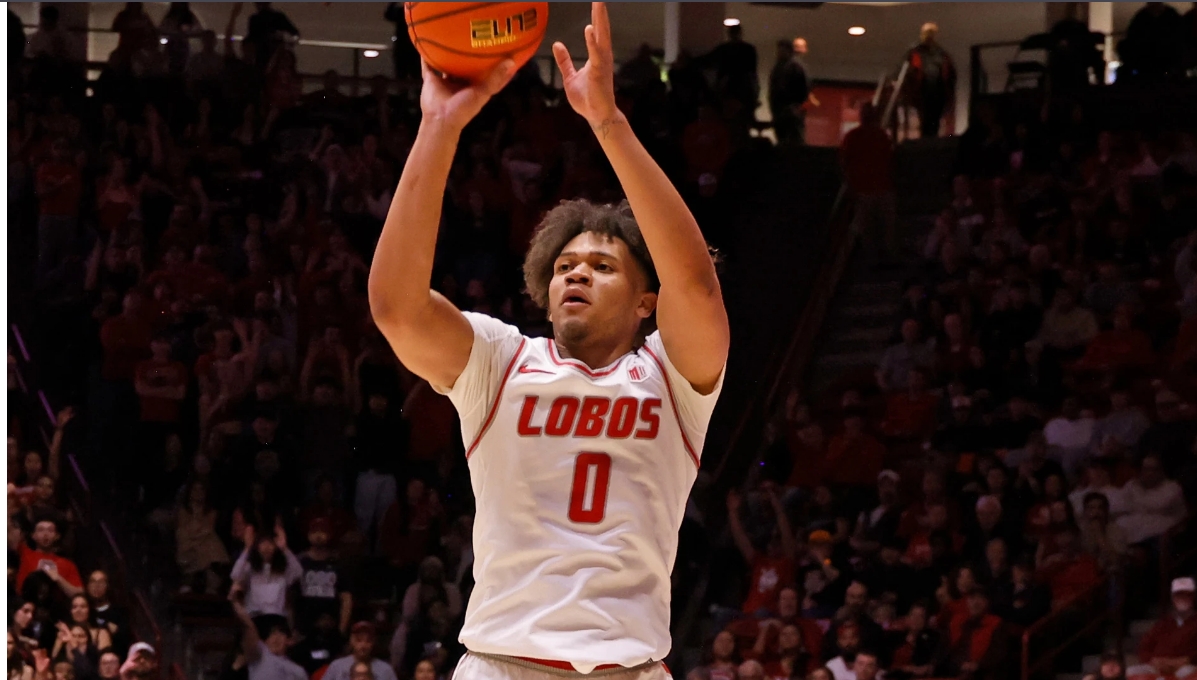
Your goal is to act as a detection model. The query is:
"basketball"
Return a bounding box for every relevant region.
[405,2,550,83]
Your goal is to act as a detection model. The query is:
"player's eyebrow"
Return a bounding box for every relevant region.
[557,250,619,261]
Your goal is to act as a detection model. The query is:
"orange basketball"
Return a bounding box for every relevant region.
[405,2,549,84]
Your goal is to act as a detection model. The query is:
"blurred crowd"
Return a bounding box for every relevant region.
[700,79,1197,680]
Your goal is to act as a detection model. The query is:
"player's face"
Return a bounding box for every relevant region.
[548,232,656,350]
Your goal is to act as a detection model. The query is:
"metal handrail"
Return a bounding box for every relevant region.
[1020,576,1122,680]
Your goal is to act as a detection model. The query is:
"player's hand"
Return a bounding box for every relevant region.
[419,58,516,135]
[552,3,622,129]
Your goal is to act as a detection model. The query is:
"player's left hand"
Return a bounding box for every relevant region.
[552,2,621,127]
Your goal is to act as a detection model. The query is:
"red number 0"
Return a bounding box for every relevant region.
[568,453,612,524]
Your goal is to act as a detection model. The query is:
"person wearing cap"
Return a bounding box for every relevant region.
[297,516,352,638]
[325,622,397,680]
[1128,577,1197,679]
[119,642,159,680]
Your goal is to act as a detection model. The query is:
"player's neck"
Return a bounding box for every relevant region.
[552,335,636,371]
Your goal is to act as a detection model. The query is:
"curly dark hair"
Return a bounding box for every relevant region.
[522,200,660,340]
[522,199,659,307]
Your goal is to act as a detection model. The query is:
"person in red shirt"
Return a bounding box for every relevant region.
[784,420,828,492]
[1074,304,1154,373]
[99,291,153,383]
[942,590,1008,680]
[823,409,887,489]
[11,518,83,598]
[1128,577,1197,679]
[1036,525,1102,607]
[35,136,83,282]
[728,484,797,615]
[880,367,941,441]
[134,334,188,424]
[840,103,896,263]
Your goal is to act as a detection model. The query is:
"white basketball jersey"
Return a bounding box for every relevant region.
[434,312,724,673]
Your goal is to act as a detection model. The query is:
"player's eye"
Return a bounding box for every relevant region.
[557,262,571,272]
[596,263,611,272]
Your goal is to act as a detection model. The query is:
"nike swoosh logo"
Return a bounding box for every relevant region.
[518,365,553,375]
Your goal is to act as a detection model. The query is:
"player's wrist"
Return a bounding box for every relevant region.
[588,111,628,140]
[417,115,465,143]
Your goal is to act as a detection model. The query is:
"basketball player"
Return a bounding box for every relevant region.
[368,3,729,678]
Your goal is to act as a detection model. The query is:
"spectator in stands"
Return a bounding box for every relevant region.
[174,480,230,596]
[1116,453,1188,545]
[729,484,797,616]
[823,411,887,490]
[324,622,395,680]
[97,651,120,680]
[83,572,127,658]
[738,660,765,680]
[118,643,157,680]
[937,589,1007,680]
[1119,2,1186,83]
[904,23,956,139]
[1128,577,1197,679]
[702,630,741,680]
[229,524,303,618]
[157,2,202,76]
[12,519,82,599]
[49,622,99,680]
[35,136,83,286]
[296,517,352,638]
[704,23,759,121]
[65,595,112,652]
[1047,2,1104,96]
[26,5,78,63]
[1090,387,1150,454]
[1140,390,1197,478]
[769,38,814,146]
[890,601,938,677]
[841,103,897,265]
[230,599,306,680]
[1079,492,1128,575]
[245,2,299,72]
[851,651,880,680]
[877,319,935,393]
[822,621,862,680]
[849,471,903,558]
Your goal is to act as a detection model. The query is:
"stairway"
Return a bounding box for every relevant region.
[806,137,958,396]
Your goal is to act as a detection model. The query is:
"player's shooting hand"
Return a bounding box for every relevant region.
[552,3,622,130]
[419,58,516,135]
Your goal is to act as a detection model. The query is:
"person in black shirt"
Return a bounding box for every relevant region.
[245,2,298,74]
[905,23,956,139]
[296,517,352,638]
[704,24,758,118]
[1048,3,1104,95]
[769,38,813,146]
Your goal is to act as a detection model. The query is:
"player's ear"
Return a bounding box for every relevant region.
[636,291,657,319]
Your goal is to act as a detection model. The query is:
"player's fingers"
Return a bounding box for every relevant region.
[481,59,517,96]
[584,24,601,68]
[552,42,576,79]
[592,2,613,57]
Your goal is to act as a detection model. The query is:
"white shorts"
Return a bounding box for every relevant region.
[451,653,673,680]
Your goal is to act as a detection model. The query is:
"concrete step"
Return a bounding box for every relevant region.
[828,325,895,344]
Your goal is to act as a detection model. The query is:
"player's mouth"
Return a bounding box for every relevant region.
[560,287,591,310]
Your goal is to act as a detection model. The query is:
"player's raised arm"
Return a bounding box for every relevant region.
[368,60,516,390]
[552,2,729,395]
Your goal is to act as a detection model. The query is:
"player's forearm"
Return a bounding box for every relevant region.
[368,121,459,323]
[591,115,720,297]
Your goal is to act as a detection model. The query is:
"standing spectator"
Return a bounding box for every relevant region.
[229,524,303,618]
[704,24,759,119]
[323,622,396,680]
[1127,577,1197,679]
[26,6,77,63]
[904,23,957,139]
[296,518,352,638]
[1047,2,1103,96]
[230,599,306,680]
[729,485,797,616]
[158,3,202,76]
[245,2,299,73]
[840,103,897,265]
[1118,2,1186,83]
[133,334,187,448]
[383,3,421,81]
[769,38,815,146]
[35,137,83,284]
[174,480,230,595]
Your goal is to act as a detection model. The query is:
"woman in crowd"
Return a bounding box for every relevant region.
[175,479,230,595]
[228,523,302,618]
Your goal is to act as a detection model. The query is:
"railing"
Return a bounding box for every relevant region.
[967,31,1128,99]
[8,323,168,669]
[1020,576,1122,680]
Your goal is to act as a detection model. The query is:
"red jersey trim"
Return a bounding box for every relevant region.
[466,338,527,459]
[547,339,630,378]
[642,345,701,469]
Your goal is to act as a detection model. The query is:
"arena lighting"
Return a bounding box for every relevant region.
[159,37,168,45]
[723,18,741,27]
[848,26,866,36]
[363,49,380,58]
